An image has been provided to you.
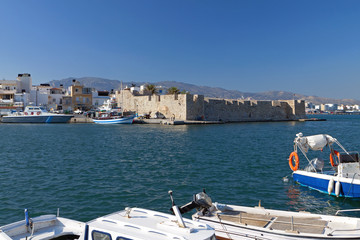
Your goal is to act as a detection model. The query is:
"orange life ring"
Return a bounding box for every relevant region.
[37,112,41,115]
[330,150,340,167]
[289,151,299,171]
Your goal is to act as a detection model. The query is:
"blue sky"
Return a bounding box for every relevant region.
[1,0,360,100]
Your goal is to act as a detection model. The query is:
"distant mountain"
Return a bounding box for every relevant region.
[49,77,360,105]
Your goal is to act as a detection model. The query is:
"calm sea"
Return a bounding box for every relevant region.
[2,114,360,224]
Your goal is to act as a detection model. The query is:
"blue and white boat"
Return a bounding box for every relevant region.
[1,106,73,123]
[92,112,135,124]
[289,133,360,198]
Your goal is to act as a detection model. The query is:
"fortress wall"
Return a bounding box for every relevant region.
[185,94,205,120]
[116,90,306,121]
[116,90,187,119]
[203,98,303,121]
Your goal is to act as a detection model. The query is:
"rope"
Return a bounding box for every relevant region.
[343,173,358,202]
[217,214,233,240]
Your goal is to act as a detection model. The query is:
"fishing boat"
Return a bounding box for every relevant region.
[0,205,216,240]
[92,112,135,124]
[289,133,360,198]
[1,106,73,123]
[177,190,360,240]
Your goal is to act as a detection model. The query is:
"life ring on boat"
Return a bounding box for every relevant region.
[37,112,41,115]
[330,150,340,167]
[289,151,299,171]
[25,112,28,115]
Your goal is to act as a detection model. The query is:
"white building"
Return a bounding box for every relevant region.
[92,90,110,109]
[17,73,32,93]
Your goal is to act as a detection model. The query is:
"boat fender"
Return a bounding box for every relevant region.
[328,178,334,195]
[335,181,341,197]
[288,152,299,171]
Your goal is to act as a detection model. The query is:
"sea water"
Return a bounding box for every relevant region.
[1,114,360,224]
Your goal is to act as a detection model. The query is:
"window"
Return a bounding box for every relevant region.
[92,231,111,240]
[116,237,133,240]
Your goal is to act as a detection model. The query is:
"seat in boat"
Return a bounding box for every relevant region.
[216,211,327,234]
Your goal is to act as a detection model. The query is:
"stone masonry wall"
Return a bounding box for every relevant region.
[116,90,187,120]
[115,90,306,121]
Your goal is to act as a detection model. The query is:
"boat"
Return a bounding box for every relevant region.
[0,205,216,240]
[1,106,73,123]
[177,190,360,240]
[92,112,135,124]
[289,133,360,198]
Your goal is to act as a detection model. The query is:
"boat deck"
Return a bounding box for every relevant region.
[217,211,327,234]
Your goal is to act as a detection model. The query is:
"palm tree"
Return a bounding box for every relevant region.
[145,84,157,95]
[167,87,180,94]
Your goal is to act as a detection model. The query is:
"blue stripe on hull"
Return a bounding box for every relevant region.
[293,172,360,198]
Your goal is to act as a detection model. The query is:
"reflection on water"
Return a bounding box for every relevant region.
[285,181,360,217]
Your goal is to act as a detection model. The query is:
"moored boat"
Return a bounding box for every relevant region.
[92,112,135,124]
[289,133,360,198]
[1,106,73,123]
[0,206,216,240]
[177,190,360,240]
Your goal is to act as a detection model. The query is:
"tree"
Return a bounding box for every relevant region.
[167,87,180,94]
[145,84,157,95]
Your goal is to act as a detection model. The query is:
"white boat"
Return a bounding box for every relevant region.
[1,106,73,123]
[289,133,360,198]
[177,190,360,240]
[92,112,135,124]
[0,206,216,240]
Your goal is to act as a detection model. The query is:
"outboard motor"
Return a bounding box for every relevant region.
[170,190,213,215]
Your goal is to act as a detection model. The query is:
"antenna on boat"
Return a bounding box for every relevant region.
[168,190,186,228]
[168,190,176,206]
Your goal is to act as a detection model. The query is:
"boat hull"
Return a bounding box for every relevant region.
[1,115,73,123]
[293,170,360,198]
[93,116,134,124]
[193,203,360,240]
[194,216,360,240]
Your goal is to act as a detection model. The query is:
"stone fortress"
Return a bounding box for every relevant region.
[116,89,306,122]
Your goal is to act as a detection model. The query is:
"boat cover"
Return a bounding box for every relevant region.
[295,133,336,152]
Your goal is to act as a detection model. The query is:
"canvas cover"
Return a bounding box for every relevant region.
[295,133,336,152]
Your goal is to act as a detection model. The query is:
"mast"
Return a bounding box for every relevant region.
[121,81,123,116]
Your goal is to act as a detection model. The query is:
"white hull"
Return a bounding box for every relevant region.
[193,204,360,239]
[93,116,134,124]
[2,115,73,123]
[0,208,216,240]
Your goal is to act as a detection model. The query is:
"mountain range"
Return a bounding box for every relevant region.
[49,77,360,105]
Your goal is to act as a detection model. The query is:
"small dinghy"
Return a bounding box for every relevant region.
[177,190,360,240]
[0,204,216,240]
[289,133,360,197]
